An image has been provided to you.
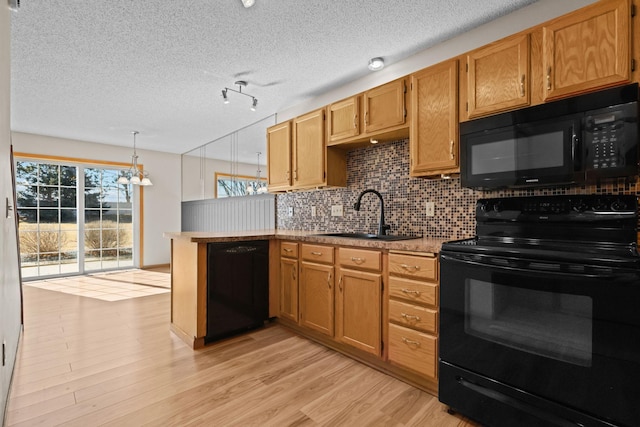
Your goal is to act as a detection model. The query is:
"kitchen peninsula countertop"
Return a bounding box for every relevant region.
[163,229,450,253]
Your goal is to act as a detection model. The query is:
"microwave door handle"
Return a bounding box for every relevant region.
[571,125,581,171]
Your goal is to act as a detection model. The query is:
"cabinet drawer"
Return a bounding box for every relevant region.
[388,323,437,379]
[280,241,299,258]
[389,253,437,281]
[389,277,437,307]
[301,244,334,264]
[389,300,437,334]
[338,247,381,271]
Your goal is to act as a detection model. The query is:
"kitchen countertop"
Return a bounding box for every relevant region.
[163,229,451,253]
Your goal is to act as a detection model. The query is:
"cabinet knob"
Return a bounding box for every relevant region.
[520,74,525,97]
[353,114,358,129]
[449,140,454,160]
[546,67,552,90]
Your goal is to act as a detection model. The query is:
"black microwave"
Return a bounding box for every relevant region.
[460,83,639,189]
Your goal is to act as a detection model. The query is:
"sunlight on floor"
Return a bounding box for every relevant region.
[23,269,171,301]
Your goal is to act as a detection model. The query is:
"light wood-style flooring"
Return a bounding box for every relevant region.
[6,270,476,426]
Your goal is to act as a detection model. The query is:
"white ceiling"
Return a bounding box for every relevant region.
[10,0,538,162]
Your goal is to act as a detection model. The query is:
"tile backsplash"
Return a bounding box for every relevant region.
[276,139,640,241]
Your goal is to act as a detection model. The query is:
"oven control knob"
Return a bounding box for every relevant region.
[478,201,491,213]
[492,201,503,213]
[592,200,609,211]
[572,200,588,212]
[611,199,628,211]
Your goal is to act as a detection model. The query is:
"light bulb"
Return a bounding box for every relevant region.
[130,175,141,185]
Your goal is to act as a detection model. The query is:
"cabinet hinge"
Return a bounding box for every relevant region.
[466,102,468,112]
[632,58,636,72]
[324,171,326,180]
[404,83,407,94]
[466,62,469,72]
[631,3,636,17]
[381,341,384,352]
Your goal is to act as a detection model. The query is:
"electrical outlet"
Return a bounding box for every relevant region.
[425,201,435,217]
[311,206,317,217]
[288,207,294,217]
[331,205,344,217]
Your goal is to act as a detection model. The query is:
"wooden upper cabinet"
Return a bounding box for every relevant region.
[466,33,530,119]
[364,78,406,133]
[292,108,326,189]
[328,95,360,143]
[266,121,292,192]
[542,0,631,100]
[410,60,459,177]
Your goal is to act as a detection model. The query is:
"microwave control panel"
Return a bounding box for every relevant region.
[583,103,638,178]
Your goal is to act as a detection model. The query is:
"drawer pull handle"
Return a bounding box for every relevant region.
[283,248,293,253]
[328,273,332,288]
[401,288,421,296]
[401,313,421,321]
[311,251,323,256]
[338,275,343,292]
[520,74,525,97]
[546,66,552,90]
[400,264,420,271]
[351,256,365,263]
[401,337,421,347]
[292,268,296,281]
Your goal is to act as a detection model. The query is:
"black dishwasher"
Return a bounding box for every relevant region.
[206,240,269,343]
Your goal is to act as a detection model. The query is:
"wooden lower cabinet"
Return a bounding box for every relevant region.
[299,244,335,337]
[279,241,299,322]
[278,242,440,395]
[336,268,382,356]
[387,251,439,382]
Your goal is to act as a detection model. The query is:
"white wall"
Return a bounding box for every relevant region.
[278,0,598,122]
[1,3,22,424]
[11,132,181,267]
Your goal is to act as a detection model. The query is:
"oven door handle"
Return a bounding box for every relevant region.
[440,252,619,279]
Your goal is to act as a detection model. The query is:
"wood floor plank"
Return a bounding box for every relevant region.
[7,272,476,427]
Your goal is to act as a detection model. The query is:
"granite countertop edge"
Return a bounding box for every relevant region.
[163,229,450,254]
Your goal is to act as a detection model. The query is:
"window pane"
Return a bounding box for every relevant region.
[84,211,101,227]
[38,186,59,207]
[101,228,118,250]
[38,164,59,185]
[118,186,132,204]
[119,210,132,224]
[37,229,62,253]
[102,208,117,223]
[60,166,77,186]
[16,161,37,185]
[84,228,102,250]
[39,209,59,223]
[102,169,119,186]
[118,226,132,246]
[16,184,38,207]
[60,208,77,224]
[84,187,101,208]
[60,188,76,208]
[19,231,38,257]
[17,208,37,224]
[85,168,101,187]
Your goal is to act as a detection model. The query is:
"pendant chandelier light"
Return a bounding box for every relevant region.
[117,131,153,186]
[246,152,267,195]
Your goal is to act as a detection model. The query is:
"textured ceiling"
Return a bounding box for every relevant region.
[10,0,538,162]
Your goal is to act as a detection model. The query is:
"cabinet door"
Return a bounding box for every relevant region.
[279,257,298,322]
[293,108,326,189]
[299,262,334,336]
[328,96,360,143]
[266,121,292,191]
[364,79,406,133]
[335,268,382,356]
[410,60,459,176]
[467,33,530,119]
[542,0,631,100]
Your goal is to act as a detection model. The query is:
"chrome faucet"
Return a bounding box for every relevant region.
[353,189,391,236]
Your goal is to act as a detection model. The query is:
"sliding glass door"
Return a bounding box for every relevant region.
[16,159,136,279]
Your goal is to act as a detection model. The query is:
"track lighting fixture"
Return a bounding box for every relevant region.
[222,81,258,112]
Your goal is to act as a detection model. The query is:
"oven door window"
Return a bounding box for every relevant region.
[466,279,592,367]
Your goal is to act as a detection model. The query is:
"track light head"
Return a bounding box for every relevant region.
[251,98,258,111]
[222,89,229,104]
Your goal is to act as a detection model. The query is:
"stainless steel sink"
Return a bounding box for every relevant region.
[312,232,419,241]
